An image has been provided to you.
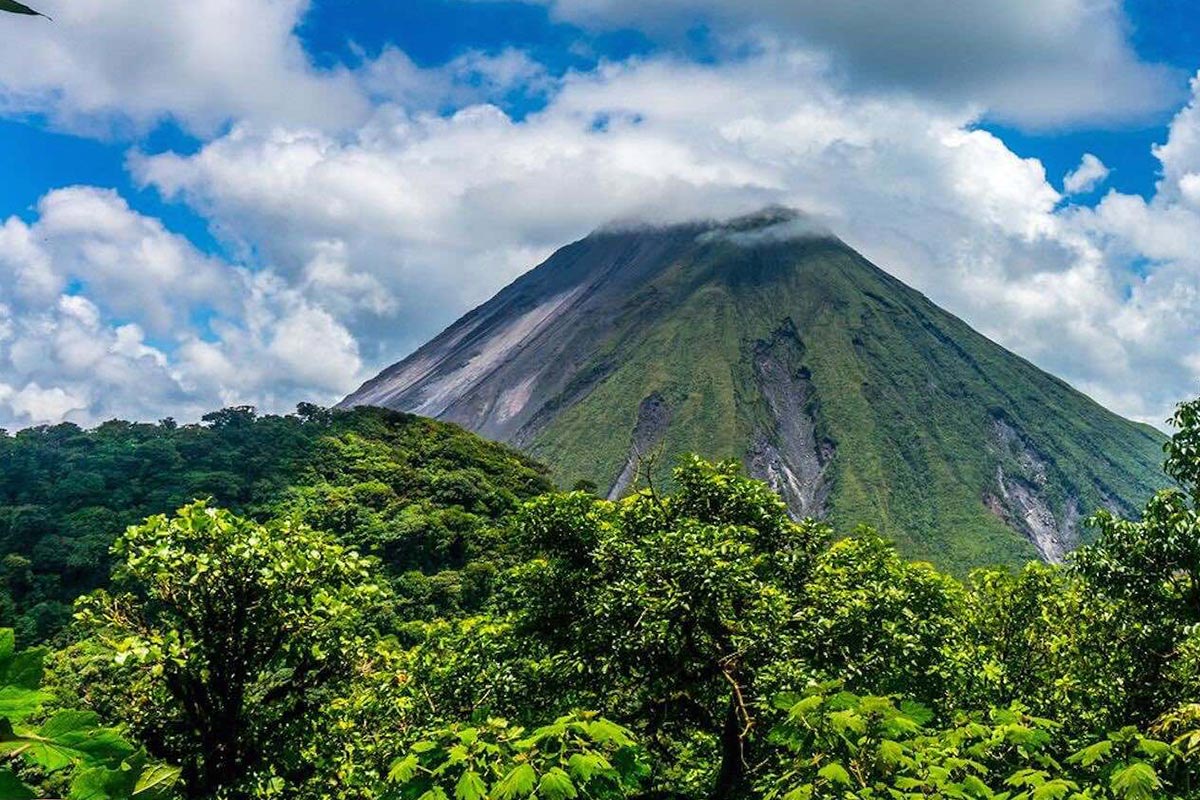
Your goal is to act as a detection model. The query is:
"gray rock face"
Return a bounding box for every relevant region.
[984,415,1080,563]
[608,392,672,500]
[746,321,833,519]
[342,222,708,444]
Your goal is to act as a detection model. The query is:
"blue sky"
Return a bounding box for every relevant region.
[0,0,1199,429]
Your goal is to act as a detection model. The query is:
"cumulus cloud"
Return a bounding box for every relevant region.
[490,0,1181,129]
[1063,153,1111,194]
[0,0,369,135]
[0,187,232,332]
[0,0,553,136]
[0,0,1179,137]
[0,188,363,429]
[122,48,1200,426]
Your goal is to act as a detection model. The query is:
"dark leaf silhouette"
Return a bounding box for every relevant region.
[0,0,48,17]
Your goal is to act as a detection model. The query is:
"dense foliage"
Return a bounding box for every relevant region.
[0,627,179,798]
[0,405,550,643]
[2,398,1200,799]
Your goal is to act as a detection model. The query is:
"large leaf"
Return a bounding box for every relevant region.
[66,760,180,800]
[1068,740,1113,767]
[1,649,46,692]
[537,768,577,800]
[817,762,851,786]
[454,770,487,800]
[132,763,182,798]
[43,711,135,764]
[1110,763,1160,800]
[0,631,43,695]
[15,711,136,772]
[389,754,420,784]
[0,686,50,723]
[0,767,34,799]
[494,764,537,800]
[69,765,130,800]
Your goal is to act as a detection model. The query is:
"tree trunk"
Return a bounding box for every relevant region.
[713,692,746,800]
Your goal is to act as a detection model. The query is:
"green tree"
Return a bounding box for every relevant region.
[949,564,1138,735]
[1073,397,1200,723]
[507,457,829,798]
[792,530,963,701]
[764,684,1189,800]
[74,502,392,799]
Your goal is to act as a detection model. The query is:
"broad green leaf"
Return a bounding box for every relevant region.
[389,754,420,783]
[585,719,633,746]
[962,774,993,798]
[132,764,182,797]
[1,649,45,692]
[68,765,130,800]
[817,762,851,786]
[1136,738,1172,759]
[0,686,50,722]
[1068,740,1113,767]
[0,767,34,799]
[1031,780,1073,800]
[538,768,577,800]
[32,711,136,768]
[879,739,905,765]
[455,770,487,800]
[772,692,803,712]
[566,753,607,782]
[494,764,537,800]
[786,695,824,719]
[1109,763,1159,800]
[829,710,866,735]
[899,700,934,726]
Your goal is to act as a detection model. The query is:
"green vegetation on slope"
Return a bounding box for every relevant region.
[0,404,550,643]
[14,396,1200,800]
[526,234,1165,570]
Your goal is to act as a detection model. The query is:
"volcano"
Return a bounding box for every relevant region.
[341,210,1165,569]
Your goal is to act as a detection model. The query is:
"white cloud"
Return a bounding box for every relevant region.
[1063,153,1111,194]
[123,49,1200,427]
[0,0,369,135]
[0,0,1178,138]
[0,0,560,137]
[488,0,1180,129]
[0,188,364,428]
[0,187,233,333]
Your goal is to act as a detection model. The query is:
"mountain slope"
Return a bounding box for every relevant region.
[342,210,1166,569]
[0,405,551,642]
